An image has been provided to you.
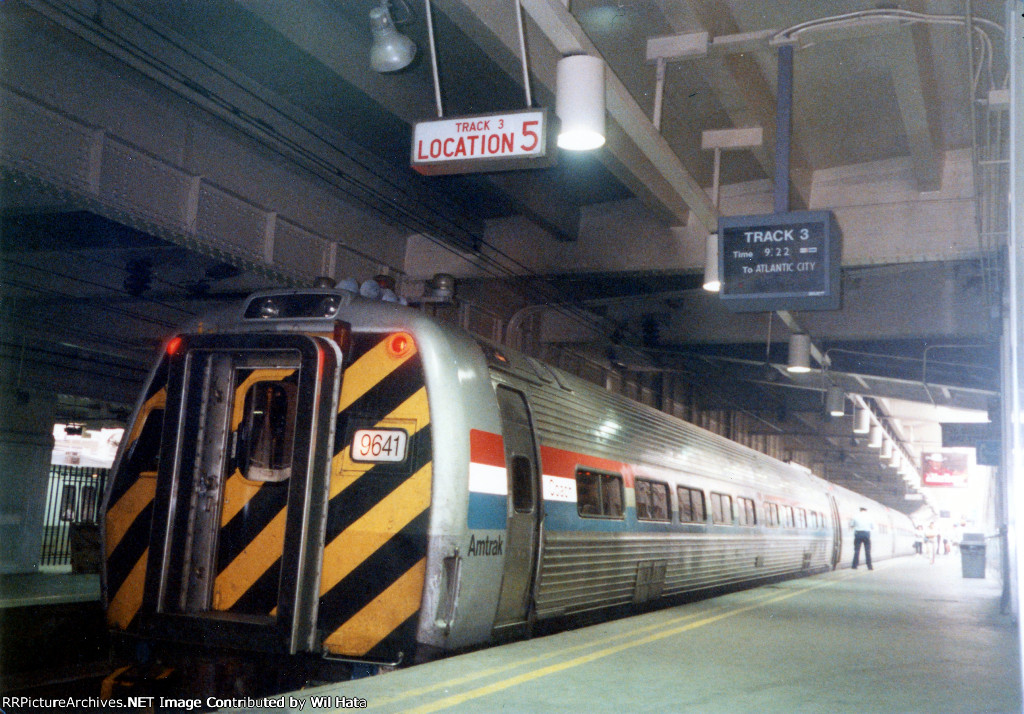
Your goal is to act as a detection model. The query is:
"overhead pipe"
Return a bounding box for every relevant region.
[424,0,443,117]
[652,57,666,130]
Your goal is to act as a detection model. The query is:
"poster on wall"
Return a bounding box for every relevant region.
[921,451,969,488]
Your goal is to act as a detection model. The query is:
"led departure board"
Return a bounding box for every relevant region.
[717,210,842,312]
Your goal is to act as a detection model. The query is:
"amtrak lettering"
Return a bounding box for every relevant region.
[467,534,503,556]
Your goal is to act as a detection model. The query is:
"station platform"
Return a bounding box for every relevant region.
[252,552,1021,714]
[0,569,108,697]
[0,567,99,609]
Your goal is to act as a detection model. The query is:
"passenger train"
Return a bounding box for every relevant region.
[101,285,915,696]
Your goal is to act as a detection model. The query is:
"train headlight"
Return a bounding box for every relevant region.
[316,295,341,317]
[258,298,281,319]
[245,293,346,319]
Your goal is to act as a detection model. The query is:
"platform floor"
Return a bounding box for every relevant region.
[0,568,99,609]
[256,553,1021,714]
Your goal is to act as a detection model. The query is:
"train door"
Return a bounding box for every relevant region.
[827,494,842,569]
[492,385,541,630]
[143,333,339,654]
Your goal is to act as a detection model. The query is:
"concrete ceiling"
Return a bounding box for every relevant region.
[0,0,1011,515]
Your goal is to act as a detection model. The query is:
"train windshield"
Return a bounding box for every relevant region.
[239,380,298,482]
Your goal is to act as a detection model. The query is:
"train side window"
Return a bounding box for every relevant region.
[636,478,669,521]
[576,469,624,519]
[678,486,706,523]
[636,479,650,519]
[764,502,779,527]
[239,381,298,482]
[601,473,624,517]
[710,492,733,524]
[797,508,808,529]
[737,496,756,526]
[782,505,795,528]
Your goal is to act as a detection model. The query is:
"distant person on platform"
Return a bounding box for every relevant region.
[851,507,873,570]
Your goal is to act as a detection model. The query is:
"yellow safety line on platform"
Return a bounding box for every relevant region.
[361,599,739,709]
[357,570,858,714]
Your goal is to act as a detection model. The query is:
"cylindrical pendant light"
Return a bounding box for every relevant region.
[889,449,902,468]
[826,385,845,417]
[787,333,811,373]
[556,55,606,151]
[853,404,871,434]
[880,437,893,459]
[868,423,883,448]
[703,234,721,292]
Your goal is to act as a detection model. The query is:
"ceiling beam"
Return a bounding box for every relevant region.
[681,0,812,208]
[22,0,484,254]
[486,172,581,242]
[441,0,716,230]
[520,0,717,228]
[889,24,943,191]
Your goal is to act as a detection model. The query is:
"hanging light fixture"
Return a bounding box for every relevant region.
[703,234,720,292]
[369,1,417,73]
[556,54,606,150]
[826,385,845,417]
[787,333,811,373]
[868,423,883,448]
[880,437,894,459]
[889,449,902,468]
[902,461,918,481]
[853,404,871,434]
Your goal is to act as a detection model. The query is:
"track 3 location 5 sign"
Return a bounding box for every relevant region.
[411,109,554,175]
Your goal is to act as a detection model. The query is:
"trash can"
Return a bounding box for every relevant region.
[69,522,101,574]
[960,532,986,579]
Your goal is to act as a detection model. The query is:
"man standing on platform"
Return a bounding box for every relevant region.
[851,507,873,570]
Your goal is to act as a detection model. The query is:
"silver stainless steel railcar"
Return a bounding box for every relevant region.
[102,286,915,694]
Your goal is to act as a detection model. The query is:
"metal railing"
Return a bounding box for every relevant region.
[40,465,108,567]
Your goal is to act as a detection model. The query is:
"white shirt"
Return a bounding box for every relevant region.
[851,512,873,533]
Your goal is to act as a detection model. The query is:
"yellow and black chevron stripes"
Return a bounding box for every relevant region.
[105,360,169,631]
[211,367,298,616]
[213,506,287,612]
[336,335,417,413]
[327,558,427,656]
[125,388,166,450]
[320,461,432,596]
[107,548,148,630]
[318,333,432,660]
[330,386,430,496]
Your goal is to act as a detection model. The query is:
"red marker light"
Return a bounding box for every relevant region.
[166,336,183,355]
[387,332,413,359]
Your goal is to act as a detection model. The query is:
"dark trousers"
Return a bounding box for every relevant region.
[853,530,872,569]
